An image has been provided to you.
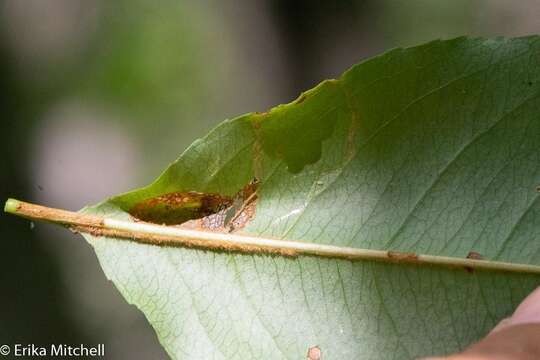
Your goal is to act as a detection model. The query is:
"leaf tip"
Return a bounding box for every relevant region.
[4,198,21,214]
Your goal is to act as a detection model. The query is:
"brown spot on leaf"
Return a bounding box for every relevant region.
[307,346,322,360]
[465,251,483,273]
[387,251,419,262]
[536,185,540,193]
[466,251,483,260]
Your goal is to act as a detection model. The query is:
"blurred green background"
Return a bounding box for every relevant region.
[1,1,539,358]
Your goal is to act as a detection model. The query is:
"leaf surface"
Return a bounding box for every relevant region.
[82,37,540,359]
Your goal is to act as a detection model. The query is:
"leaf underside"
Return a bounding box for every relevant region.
[82,36,540,359]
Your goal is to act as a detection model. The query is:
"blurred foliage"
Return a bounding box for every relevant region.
[377,0,473,46]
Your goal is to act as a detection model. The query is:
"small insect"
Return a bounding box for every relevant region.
[225,178,259,232]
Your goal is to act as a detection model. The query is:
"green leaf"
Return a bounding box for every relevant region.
[82,37,540,359]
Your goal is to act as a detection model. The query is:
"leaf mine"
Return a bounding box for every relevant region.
[128,179,259,232]
[129,191,233,225]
